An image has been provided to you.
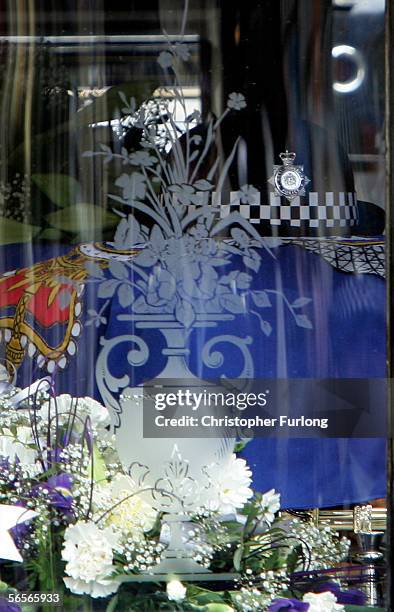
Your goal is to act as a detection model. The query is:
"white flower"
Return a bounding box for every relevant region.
[287,519,350,571]
[202,454,252,514]
[227,92,247,111]
[260,489,281,524]
[40,394,110,431]
[62,521,120,598]
[0,426,39,474]
[93,474,157,539]
[303,591,345,612]
[166,579,187,602]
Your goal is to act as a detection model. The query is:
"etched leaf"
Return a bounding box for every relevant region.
[193,179,213,191]
[157,269,176,300]
[134,248,158,267]
[109,260,128,280]
[295,314,313,329]
[98,279,119,299]
[292,297,312,309]
[243,254,260,272]
[118,283,134,308]
[150,225,165,251]
[175,299,196,328]
[219,292,245,314]
[84,261,104,279]
[252,291,271,308]
[260,320,272,336]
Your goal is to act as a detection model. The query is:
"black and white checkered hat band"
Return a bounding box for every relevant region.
[185,191,358,228]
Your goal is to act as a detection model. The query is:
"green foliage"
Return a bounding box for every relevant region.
[32,174,81,208]
[0,217,41,244]
[46,203,118,238]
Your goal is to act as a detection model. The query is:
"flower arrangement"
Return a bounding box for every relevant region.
[81,24,313,337]
[0,5,372,612]
[0,385,367,611]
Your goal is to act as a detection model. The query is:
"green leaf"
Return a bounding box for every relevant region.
[0,217,41,244]
[32,174,81,208]
[285,544,303,573]
[46,203,117,235]
[190,592,225,605]
[106,593,119,612]
[234,439,249,453]
[91,443,107,482]
[344,608,385,612]
[202,605,234,612]
[40,227,65,241]
[233,545,244,571]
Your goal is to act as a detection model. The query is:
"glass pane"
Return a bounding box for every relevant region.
[0,1,387,609]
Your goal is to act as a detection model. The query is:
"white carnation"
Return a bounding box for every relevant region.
[62,521,120,598]
[303,591,345,612]
[93,474,157,539]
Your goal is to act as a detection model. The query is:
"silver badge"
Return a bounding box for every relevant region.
[268,151,310,201]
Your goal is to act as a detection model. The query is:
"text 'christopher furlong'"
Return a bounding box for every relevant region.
[154,415,329,430]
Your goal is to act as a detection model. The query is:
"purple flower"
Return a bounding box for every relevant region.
[268,598,309,612]
[0,596,21,611]
[46,473,73,511]
[314,582,366,606]
[31,473,73,514]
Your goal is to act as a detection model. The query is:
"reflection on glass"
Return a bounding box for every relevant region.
[0,1,388,609]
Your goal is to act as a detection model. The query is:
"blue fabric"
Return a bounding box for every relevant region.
[0,240,386,508]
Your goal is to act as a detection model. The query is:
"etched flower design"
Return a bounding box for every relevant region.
[128,151,156,167]
[86,308,107,328]
[115,172,146,201]
[158,50,173,69]
[174,43,190,61]
[189,219,209,240]
[113,214,146,249]
[219,270,253,291]
[227,92,247,110]
[118,91,136,115]
[237,184,259,204]
[146,267,177,307]
[98,260,135,308]
[168,181,212,206]
[230,227,261,272]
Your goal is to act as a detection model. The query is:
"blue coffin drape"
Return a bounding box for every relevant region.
[0,238,386,509]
